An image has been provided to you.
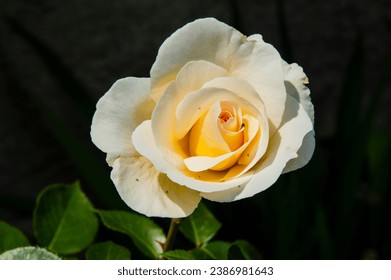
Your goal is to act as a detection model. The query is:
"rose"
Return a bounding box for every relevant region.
[91,18,315,218]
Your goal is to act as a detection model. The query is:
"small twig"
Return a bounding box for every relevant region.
[163,218,183,253]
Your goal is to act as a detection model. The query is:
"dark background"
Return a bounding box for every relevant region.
[1,0,391,259]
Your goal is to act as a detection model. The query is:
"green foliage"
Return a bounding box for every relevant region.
[85,241,131,260]
[0,221,30,254]
[0,178,262,259]
[33,181,98,255]
[161,250,195,260]
[228,240,262,260]
[0,247,60,260]
[193,241,232,260]
[98,210,166,259]
[179,203,221,247]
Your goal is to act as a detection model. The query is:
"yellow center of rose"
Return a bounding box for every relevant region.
[187,100,257,171]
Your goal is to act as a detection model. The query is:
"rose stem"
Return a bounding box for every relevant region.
[163,218,183,253]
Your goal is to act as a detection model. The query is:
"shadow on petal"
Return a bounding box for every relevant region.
[281,81,300,126]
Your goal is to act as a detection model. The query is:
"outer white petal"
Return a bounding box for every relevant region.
[132,120,252,193]
[150,18,244,97]
[202,95,313,202]
[282,61,314,124]
[90,77,154,166]
[150,18,286,132]
[282,131,315,174]
[229,36,286,133]
[111,156,201,218]
[281,60,315,173]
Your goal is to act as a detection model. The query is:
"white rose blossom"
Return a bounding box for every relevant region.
[91,18,315,218]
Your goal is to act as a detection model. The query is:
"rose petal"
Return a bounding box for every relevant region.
[229,37,286,134]
[175,79,264,140]
[111,156,201,218]
[154,83,264,171]
[201,77,266,118]
[151,18,286,133]
[201,77,270,176]
[189,101,231,157]
[217,101,244,151]
[184,114,259,172]
[201,94,313,202]
[175,60,228,97]
[150,61,230,166]
[282,131,315,174]
[281,61,315,172]
[91,77,154,166]
[282,61,314,124]
[172,61,228,139]
[132,120,252,193]
[150,18,244,95]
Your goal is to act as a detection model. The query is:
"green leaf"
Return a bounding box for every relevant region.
[161,250,195,260]
[0,221,30,254]
[0,247,60,260]
[193,241,231,260]
[179,203,221,247]
[98,210,165,259]
[33,181,98,255]
[228,240,262,260]
[85,241,131,260]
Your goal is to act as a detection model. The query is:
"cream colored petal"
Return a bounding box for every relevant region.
[228,36,286,134]
[176,60,228,95]
[150,18,244,96]
[282,130,315,173]
[150,83,188,168]
[247,34,264,42]
[111,156,201,218]
[282,61,314,124]
[281,60,315,172]
[151,18,285,134]
[201,77,266,118]
[90,77,154,165]
[202,95,313,202]
[172,61,227,139]
[201,184,247,202]
[132,120,252,193]
[151,60,227,103]
[152,61,230,164]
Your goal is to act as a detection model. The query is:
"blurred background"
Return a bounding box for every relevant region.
[1,0,390,259]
